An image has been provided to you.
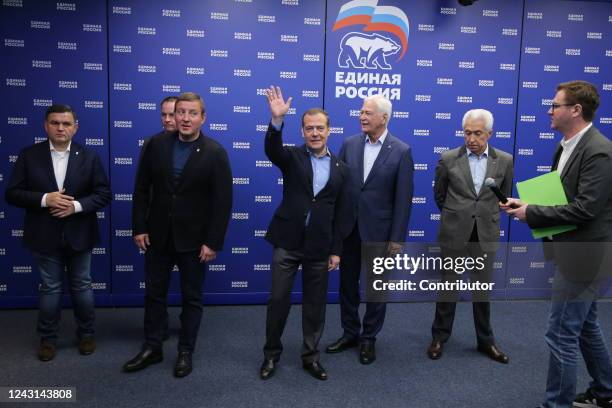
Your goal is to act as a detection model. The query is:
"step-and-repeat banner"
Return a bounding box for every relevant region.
[509,0,612,297]
[1,0,610,307]
[0,0,110,306]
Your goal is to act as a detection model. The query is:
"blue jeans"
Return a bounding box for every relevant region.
[542,271,612,408]
[33,250,95,344]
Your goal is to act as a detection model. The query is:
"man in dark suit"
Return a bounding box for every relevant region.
[5,104,111,361]
[326,94,414,364]
[259,86,350,381]
[138,95,178,342]
[159,96,178,134]
[123,92,233,378]
[504,81,612,408]
[427,109,513,364]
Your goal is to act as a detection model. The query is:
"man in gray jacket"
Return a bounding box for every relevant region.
[427,109,513,364]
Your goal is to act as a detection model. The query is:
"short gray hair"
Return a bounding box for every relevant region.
[462,109,494,131]
[364,94,392,121]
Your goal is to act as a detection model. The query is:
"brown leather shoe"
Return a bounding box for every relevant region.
[78,337,96,355]
[477,344,509,364]
[427,340,443,360]
[38,341,56,362]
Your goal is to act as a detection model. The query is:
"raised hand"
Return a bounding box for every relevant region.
[266,85,292,126]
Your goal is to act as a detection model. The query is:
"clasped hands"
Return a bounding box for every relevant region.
[46,189,76,218]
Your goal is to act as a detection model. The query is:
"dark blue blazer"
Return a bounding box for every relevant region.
[264,124,351,259]
[339,132,414,243]
[5,140,111,253]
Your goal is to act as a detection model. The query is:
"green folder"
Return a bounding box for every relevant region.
[515,171,577,239]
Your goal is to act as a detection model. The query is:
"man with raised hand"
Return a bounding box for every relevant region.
[260,86,350,381]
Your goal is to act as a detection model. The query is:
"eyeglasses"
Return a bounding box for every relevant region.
[550,103,575,112]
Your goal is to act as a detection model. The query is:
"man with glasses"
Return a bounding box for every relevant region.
[5,104,111,361]
[123,92,232,378]
[503,81,612,408]
[259,86,350,381]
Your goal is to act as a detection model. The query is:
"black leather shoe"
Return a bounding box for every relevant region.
[302,361,327,380]
[477,344,509,364]
[427,340,443,360]
[359,343,376,365]
[123,347,163,372]
[325,337,358,354]
[174,351,193,378]
[259,358,277,380]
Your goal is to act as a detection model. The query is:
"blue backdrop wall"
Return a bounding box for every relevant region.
[1,0,611,308]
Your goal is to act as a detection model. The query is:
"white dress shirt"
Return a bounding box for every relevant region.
[363,129,388,182]
[557,122,592,175]
[41,140,83,212]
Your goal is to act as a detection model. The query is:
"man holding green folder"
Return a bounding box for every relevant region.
[503,81,612,408]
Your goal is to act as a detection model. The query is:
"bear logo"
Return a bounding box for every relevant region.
[338,32,400,70]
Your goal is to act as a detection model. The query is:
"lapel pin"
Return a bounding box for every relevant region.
[196,148,200,152]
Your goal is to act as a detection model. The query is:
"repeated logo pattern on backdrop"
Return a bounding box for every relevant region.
[0,0,610,306]
[0,0,111,305]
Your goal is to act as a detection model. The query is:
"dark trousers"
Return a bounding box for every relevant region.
[432,225,495,346]
[264,247,329,363]
[144,240,205,352]
[339,226,387,344]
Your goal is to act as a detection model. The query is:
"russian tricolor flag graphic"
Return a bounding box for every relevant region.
[333,0,410,60]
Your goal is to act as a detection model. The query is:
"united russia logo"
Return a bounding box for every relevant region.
[333,0,410,70]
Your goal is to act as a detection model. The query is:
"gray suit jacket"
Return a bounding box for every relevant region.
[526,126,612,242]
[435,145,513,252]
[526,126,612,282]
